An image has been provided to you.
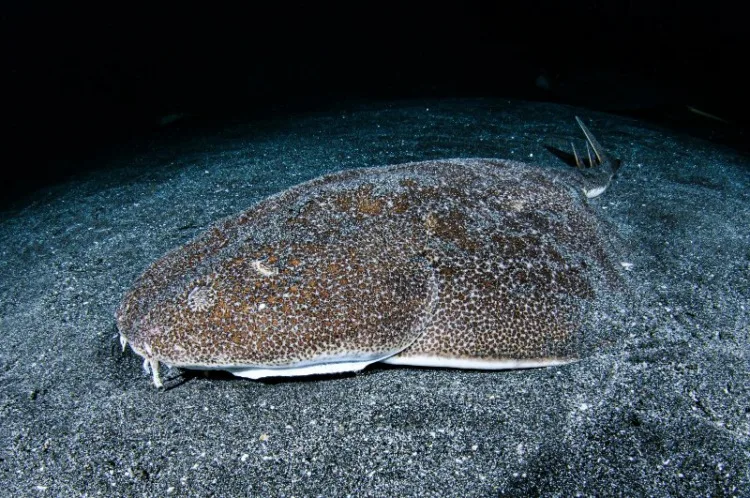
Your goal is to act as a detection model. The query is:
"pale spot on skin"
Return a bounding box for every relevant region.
[187,286,217,312]
[252,259,279,277]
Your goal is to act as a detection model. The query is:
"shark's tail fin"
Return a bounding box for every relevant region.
[571,116,621,198]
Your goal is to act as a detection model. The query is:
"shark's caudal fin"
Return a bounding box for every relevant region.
[570,116,621,198]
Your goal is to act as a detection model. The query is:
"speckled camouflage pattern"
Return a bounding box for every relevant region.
[116,154,622,384]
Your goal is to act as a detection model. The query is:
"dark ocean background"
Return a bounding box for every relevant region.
[1,3,748,496]
[3,3,747,210]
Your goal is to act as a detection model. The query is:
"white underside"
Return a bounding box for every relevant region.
[166,349,400,381]
[193,354,573,380]
[380,355,575,369]
[584,185,607,198]
[225,358,381,379]
[126,334,574,387]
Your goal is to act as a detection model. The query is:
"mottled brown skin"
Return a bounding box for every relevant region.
[117,154,621,382]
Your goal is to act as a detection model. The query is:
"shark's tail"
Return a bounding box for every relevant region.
[571,116,621,198]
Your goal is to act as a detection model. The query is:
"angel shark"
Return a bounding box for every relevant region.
[116,117,623,387]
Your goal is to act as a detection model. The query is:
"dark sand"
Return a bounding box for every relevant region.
[1,100,748,496]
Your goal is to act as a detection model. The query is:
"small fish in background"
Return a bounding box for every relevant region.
[116,117,625,388]
[158,112,190,127]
